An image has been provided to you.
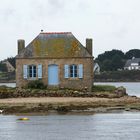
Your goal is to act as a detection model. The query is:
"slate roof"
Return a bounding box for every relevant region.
[17,32,92,58]
[124,58,140,67]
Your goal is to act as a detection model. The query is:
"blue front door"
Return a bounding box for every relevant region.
[48,65,59,85]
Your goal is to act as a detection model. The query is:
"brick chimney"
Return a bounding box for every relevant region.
[86,39,92,56]
[18,39,25,54]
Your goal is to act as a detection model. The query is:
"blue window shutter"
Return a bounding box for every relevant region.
[64,65,69,78]
[79,64,83,78]
[38,64,42,79]
[23,65,28,79]
[73,65,75,78]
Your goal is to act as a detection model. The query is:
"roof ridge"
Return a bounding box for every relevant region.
[40,32,72,34]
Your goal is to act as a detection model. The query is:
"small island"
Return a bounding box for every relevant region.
[0,83,140,114]
[1,33,140,115]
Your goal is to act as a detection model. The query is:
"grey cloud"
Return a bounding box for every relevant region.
[48,0,64,8]
[0,0,140,59]
[0,7,15,23]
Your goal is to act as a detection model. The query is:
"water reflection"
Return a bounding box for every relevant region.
[0,113,140,140]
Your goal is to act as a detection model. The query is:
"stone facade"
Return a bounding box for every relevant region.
[16,32,94,91]
[16,58,93,90]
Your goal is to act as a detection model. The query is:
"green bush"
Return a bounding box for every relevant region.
[92,85,116,92]
[26,80,47,89]
[0,85,8,89]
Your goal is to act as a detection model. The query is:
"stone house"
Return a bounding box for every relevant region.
[16,32,94,90]
[2,60,15,72]
[124,57,140,70]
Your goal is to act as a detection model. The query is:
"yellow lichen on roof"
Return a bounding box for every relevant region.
[17,32,92,58]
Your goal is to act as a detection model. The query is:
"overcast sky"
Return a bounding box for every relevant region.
[0,0,140,60]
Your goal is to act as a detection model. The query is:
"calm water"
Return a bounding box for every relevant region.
[0,113,140,140]
[0,83,16,88]
[0,83,140,139]
[95,82,140,97]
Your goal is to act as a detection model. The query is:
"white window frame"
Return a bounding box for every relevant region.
[28,65,37,78]
[64,64,83,79]
[70,64,78,78]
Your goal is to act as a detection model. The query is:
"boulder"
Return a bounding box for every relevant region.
[114,86,127,97]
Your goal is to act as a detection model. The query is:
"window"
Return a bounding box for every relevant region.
[29,65,37,78]
[23,64,42,79]
[70,65,78,78]
[64,64,83,79]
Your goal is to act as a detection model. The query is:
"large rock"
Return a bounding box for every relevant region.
[114,86,127,97]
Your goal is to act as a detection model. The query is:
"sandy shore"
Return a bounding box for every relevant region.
[0,96,139,104]
[0,96,140,114]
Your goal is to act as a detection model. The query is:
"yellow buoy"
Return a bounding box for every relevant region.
[17,118,29,121]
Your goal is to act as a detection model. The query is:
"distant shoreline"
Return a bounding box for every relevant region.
[94,70,140,82]
[95,80,140,82]
[0,80,16,83]
[95,81,140,82]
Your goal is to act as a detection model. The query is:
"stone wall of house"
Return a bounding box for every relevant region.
[16,58,94,91]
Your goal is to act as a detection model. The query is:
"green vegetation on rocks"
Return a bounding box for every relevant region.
[92,85,116,92]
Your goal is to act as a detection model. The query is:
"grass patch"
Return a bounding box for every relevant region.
[92,85,116,92]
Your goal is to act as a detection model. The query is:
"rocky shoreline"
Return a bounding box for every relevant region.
[0,86,139,114]
[0,86,127,98]
[0,96,140,114]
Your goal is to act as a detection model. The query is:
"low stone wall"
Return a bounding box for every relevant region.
[0,86,127,99]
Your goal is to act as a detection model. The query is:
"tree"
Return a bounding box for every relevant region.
[96,49,124,62]
[111,54,124,71]
[95,49,125,71]
[101,59,112,71]
[95,49,140,72]
[125,49,140,59]
[0,63,7,72]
